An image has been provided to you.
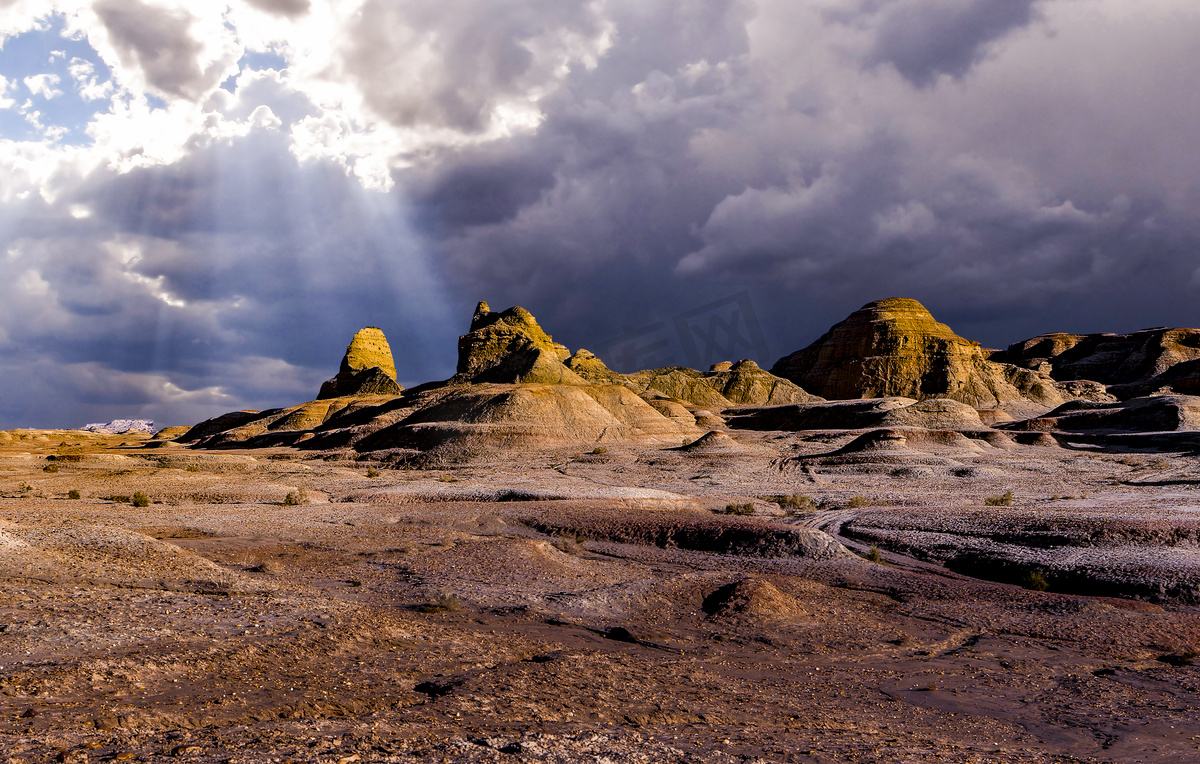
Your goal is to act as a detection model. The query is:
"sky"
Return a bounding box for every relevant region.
[0,0,1197,428]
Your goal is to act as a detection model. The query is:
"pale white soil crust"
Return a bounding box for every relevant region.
[1,429,1198,763]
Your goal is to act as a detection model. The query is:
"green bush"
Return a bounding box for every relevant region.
[283,488,308,506]
[43,464,59,473]
[867,546,883,563]
[722,502,755,516]
[67,489,81,500]
[591,446,608,455]
[1020,570,1049,591]
[366,466,380,478]
[985,490,1014,507]
[763,494,817,513]
[846,496,870,509]
[131,491,151,508]
[102,494,131,504]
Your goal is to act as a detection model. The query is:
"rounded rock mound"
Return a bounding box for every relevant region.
[771,298,1063,410]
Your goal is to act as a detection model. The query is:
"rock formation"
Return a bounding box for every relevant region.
[1004,395,1200,433]
[318,327,404,399]
[1109,358,1200,399]
[182,303,706,455]
[455,302,582,385]
[565,344,820,409]
[994,327,1200,386]
[770,298,1064,410]
[726,397,985,432]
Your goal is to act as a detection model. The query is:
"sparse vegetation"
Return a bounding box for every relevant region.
[102,494,131,504]
[347,579,362,587]
[67,489,81,500]
[722,502,755,516]
[366,466,380,478]
[553,532,587,555]
[420,591,464,614]
[247,558,285,574]
[1020,570,1049,591]
[131,491,151,508]
[185,464,200,473]
[18,482,32,494]
[846,496,870,509]
[591,446,608,455]
[763,494,817,513]
[438,474,458,483]
[283,488,308,506]
[43,464,59,473]
[985,490,1014,507]
[867,546,883,563]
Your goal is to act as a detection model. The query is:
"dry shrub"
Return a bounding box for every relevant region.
[985,490,1014,507]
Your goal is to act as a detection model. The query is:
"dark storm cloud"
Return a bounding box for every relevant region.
[855,0,1042,86]
[343,0,610,133]
[396,0,1200,360]
[94,0,230,100]
[242,0,311,18]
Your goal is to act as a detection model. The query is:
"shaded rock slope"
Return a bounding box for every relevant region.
[994,327,1200,387]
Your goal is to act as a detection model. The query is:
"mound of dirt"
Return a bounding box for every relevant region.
[678,430,750,453]
[0,521,262,594]
[702,578,806,621]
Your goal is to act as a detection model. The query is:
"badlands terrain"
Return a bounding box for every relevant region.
[2,298,1200,763]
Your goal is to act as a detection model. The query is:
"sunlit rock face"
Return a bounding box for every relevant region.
[455,301,583,385]
[318,327,404,399]
[771,298,1063,409]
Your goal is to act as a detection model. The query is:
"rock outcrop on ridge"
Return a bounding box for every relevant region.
[566,352,821,409]
[770,298,1065,411]
[455,302,581,385]
[1109,358,1200,400]
[181,303,706,456]
[318,327,404,399]
[993,327,1200,386]
[1002,395,1200,434]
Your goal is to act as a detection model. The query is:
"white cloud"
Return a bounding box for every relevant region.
[23,72,62,98]
[67,57,113,100]
[0,75,14,108]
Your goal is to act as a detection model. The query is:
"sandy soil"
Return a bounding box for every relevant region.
[1,428,1198,763]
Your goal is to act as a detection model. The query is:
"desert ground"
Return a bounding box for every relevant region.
[2,424,1199,764]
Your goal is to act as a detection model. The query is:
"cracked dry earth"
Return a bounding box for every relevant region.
[1,430,1199,763]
